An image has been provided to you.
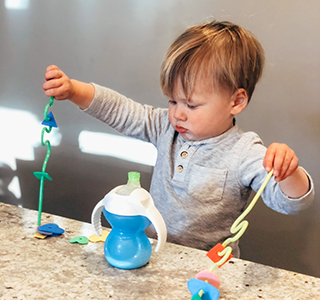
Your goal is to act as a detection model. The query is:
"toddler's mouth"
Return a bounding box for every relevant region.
[176,126,188,134]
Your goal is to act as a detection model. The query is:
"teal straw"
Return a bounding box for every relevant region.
[36,96,54,226]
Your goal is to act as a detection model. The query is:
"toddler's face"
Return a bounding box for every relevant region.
[168,77,235,141]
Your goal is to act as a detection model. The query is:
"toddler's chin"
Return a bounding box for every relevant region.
[179,132,195,141]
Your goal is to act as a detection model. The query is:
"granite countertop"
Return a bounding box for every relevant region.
[1,202,319,300]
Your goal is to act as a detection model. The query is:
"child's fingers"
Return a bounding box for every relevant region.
[264,143,300,182]
[42,66,72,100]
[46,65,59,72]
[44,84,69,99]
[42,78,62,95]
[46,77,73,100]
[275,154,291,181]
[43,85,61,98]
[279,156,299,181]
[277,148,298,181]
[264,143,287,180]
[44,69,63,81]
[263,143,277,172]
[44,66,60,81]
[272,146,287,179]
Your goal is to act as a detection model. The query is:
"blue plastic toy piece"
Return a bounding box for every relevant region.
[41,112,58,128]
[37,223,64,236]
[37,230,53,236]
[188,278,220,300]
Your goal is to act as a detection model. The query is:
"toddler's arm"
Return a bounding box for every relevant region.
[42,65,94,110]
[263,143,310,198]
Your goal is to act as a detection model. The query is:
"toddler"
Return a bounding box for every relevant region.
[43,21,314,256]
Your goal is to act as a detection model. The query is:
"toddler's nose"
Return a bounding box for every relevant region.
[173,105,187,121]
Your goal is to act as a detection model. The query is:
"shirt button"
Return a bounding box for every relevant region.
[177,165,183,172]
[180,151,188,158]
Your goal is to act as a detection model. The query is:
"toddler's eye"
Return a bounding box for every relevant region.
[168,100,177,105]
[187,104,196,109]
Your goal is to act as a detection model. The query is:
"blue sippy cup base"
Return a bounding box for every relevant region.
[103,208,152,269]
[105,250,151,269]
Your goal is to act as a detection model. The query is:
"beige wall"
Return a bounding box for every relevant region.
[0,0,319,277]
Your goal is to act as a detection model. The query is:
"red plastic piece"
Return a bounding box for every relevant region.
[206,243,233,267]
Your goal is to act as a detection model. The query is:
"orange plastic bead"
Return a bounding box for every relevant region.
[206,243,233,267]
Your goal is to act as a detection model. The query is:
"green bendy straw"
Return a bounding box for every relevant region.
[33,96,55,227]
[209,168,274,272]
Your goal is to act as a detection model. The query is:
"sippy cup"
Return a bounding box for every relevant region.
[91,172,167,269]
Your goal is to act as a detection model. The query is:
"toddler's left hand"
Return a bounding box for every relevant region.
[263,143,299,182]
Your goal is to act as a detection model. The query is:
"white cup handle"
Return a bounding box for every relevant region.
[91,199,105,236]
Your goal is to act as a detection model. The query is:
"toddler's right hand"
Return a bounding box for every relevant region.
[42,65,74,100]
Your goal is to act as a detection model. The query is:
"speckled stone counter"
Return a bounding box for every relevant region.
[1,202,319,300]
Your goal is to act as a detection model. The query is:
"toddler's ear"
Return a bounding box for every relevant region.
[230,88,248,115]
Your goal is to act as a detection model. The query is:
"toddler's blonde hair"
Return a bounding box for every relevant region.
[160,21,264,102]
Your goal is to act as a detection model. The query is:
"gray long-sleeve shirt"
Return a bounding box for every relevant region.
[85,83,314,256]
